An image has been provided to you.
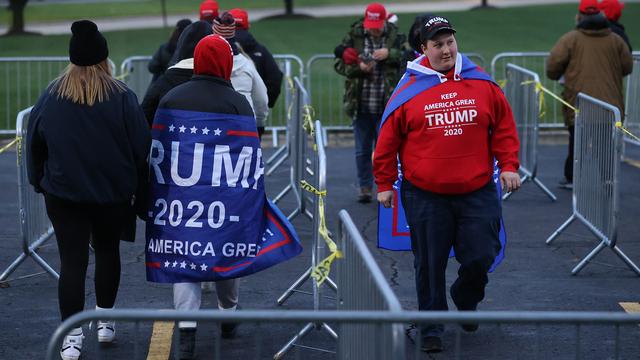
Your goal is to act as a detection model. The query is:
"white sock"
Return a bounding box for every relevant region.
[95,305,113,311]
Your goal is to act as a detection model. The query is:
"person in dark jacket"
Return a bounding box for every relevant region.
[546,0,633,188]
[599,0,632,52]
[229,8,284,136]
[26,20,150,360]
[152,34,255,360]
[141,21,213,125]
[148,19,192,82]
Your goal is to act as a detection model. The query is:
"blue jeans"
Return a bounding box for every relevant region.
[400,179,502,338]
[353,112,381,187]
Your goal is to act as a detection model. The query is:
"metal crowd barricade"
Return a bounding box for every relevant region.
[46,309,640,360]
[623,52,640,147]
[502,64,556,201]
[546,93,640,276]
[0,57,116,134]
[336,210,405,360]
[272,77,313,221]
[275,120,338,359]
[264,55,304,172]
[0,107,58,282]
[491,52,568,128]
[119,56,153,100]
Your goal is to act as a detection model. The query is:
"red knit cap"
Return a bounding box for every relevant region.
[199,0,219,22]
[599,0,624,22]
[229,8,249,30]
[193,35,233,81]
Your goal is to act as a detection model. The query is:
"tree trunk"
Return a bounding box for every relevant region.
[7,0,29,35]
[284,0,293,15]
[481,0,488,6]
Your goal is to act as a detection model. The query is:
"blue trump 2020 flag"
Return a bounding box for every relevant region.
[146,108,302,283]
[377,53,506,272]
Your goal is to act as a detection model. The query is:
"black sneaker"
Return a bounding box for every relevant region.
[421,336,443,353]
[558,178,573,190]
[220,305,240,339]
[177,328,196,360]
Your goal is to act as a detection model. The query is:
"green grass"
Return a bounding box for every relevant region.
[0,0,449,26]
[0,3,638,130]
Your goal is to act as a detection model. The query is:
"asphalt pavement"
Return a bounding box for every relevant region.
[1,140,639,359]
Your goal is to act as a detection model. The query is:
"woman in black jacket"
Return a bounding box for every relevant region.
[26,20,150,360]
[148,18,192,82]
[141,21,213,125]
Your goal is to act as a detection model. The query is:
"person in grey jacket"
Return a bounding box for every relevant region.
[26,20,150,360]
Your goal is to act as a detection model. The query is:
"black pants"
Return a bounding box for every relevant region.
[45,194,128,321]
[564,125,575,183]
[401,180,502,338]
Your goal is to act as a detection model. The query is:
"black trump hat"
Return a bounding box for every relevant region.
[419,15,456,43]
[69,20,109,66]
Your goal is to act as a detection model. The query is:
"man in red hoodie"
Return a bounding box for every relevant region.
[373,15,520,352]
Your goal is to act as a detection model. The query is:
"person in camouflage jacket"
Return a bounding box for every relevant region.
[334,3,406,202]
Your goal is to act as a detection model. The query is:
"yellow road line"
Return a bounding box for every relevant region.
[623,158,640,169]
[619,302,640,313]
[146,321,174,360]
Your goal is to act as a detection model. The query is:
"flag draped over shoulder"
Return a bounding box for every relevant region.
[376,53,507,272]
[145,108,302,283]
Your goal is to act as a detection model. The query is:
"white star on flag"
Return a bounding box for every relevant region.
[179,125,186,133]
[164,261,170,268]
[200,263,208,271]
[180,261,187,269]
[213,128,222,136]
[190,126,198,134]
[190,263,197,270]
[172,261,178,267]
[168,124,175,132]
[202,127,210,135]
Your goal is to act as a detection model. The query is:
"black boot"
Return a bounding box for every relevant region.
[177,328,196,360]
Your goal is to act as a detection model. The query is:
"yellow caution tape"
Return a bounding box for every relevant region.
[497,79,507,89]
[616,122,640,142]
[521,80,578,116]
[520,80,546,118]
[300,179,343,285]
[114,71,129,81]
[0,138,18,154]
[286,76,295,122]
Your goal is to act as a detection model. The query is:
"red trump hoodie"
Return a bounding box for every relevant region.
[373,55,519,195]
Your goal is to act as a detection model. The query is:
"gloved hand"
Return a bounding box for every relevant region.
[342,47,359,65]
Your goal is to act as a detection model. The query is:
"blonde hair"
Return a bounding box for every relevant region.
[52,60,126,106]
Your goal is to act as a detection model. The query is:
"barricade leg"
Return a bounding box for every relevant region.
[277,267,337,306]
[273,323,314,359]
[546,214,576,244]
[274,321,337,359]
[571,240,607,275]
[532,176,558,201]
[277,267,312,305]
[610,246,640,276]
[0,228,58,282]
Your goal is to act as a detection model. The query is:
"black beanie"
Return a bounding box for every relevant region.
[69,20,109,66]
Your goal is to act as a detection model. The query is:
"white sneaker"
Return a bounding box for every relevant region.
[60,329,83,360]
[97,320,116,343]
